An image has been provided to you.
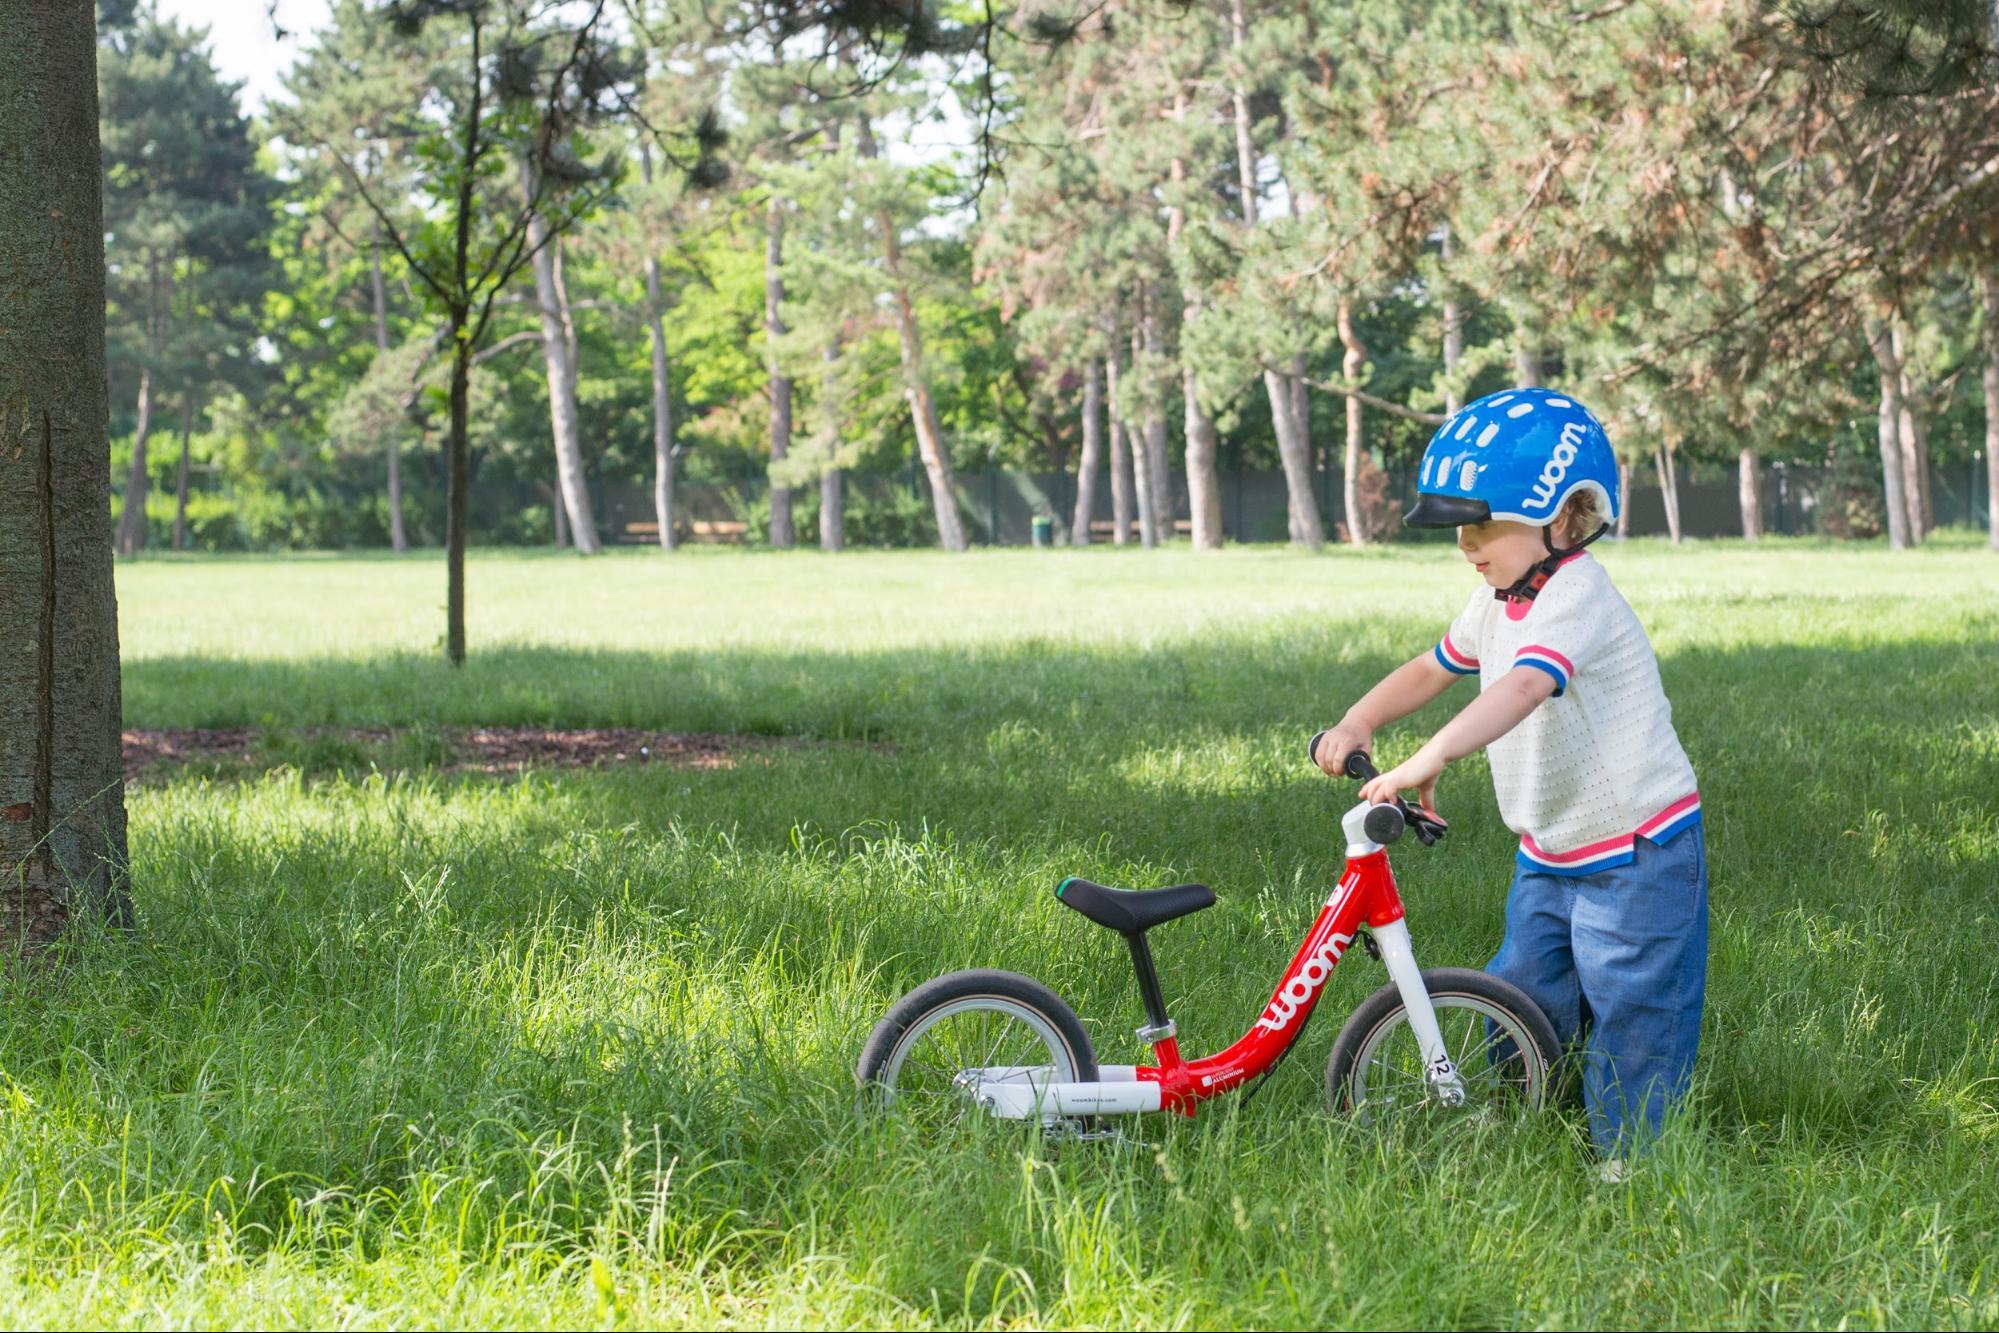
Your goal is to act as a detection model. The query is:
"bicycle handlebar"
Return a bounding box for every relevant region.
[1305,730,1447,847]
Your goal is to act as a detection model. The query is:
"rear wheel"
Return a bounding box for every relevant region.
[857,969,1097,1131]
[1326,968,1560,1122]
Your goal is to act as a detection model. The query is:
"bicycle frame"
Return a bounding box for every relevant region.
[972,802,1464,1121]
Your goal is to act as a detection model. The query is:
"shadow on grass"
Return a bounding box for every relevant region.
[5,625,1989,1251]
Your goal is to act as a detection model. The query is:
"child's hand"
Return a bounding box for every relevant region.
[1312,721,1373,776]
[1359,745,1446,815]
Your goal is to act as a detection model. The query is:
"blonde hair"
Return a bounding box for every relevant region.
[1554,488,1608,546]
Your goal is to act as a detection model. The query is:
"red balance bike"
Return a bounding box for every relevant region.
[858,744,1561,1131]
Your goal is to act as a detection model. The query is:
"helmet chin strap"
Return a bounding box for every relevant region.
[1496,521,1610,604]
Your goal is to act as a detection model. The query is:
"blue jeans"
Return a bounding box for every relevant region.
[1487,824,1709,1153]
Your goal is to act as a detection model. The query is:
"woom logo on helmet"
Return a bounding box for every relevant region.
[1525,420,1588,512]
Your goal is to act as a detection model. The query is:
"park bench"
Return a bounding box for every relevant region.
[1088,518,1196,539]
[620,519,749,544]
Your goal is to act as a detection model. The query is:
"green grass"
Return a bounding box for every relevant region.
[5,536,1998,1328]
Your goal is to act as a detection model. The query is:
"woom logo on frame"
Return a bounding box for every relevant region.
[1253,930,1355,1032]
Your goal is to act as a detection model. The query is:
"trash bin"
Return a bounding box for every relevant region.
[1031,515,1053,547]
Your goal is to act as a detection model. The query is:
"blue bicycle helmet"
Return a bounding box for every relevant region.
[1405,387,1619,529]
[1405,387,1620,603]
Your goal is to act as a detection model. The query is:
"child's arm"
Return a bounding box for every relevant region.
[1313,652,1464,776]
[1357,665,1558,811]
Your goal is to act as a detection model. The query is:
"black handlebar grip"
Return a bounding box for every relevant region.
[1343,749,1378,782]
[1363,802,1405,845]
[1307,729,1330,767]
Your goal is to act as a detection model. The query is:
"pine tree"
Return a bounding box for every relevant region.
[100,7,275,556]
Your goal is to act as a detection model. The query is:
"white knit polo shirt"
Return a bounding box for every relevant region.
[1432,551,1700,877]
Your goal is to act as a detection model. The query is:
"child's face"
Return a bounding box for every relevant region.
[1456,519,1547,590]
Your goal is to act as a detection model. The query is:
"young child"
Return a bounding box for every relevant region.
[1312,387,1706,1160]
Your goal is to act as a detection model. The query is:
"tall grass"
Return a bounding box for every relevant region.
[0,537,1991,1327]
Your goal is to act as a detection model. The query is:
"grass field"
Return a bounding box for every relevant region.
[6,537,1999,1328]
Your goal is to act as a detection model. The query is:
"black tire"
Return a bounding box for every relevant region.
[1325,967,1561,1119]
[857,969,1098,1122]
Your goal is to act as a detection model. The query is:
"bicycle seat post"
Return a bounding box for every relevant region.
[1124,929,1176,1045]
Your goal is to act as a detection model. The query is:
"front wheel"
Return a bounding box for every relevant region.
[1326,967,1560,1121]
[857,969,1097,1130]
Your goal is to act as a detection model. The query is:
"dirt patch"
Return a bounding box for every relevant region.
[122,726,791,782]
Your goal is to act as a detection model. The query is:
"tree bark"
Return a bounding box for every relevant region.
[116,365,152,556]
[765,194,795,548]
[1891,321,1932,542]
[1106,348,1133,546]
[1,0,132,939]
[856,118,965,550]
[1654,443,1683,544]
[1072,356,1103,545]
[372,219,407,553]
[524,161,598,554]
[1982,269,1999,551]
[1337,296,1370,546]
[172,395,193,551]
[1737,446,1762,541]
[1442,224,1464,414]
[1865,317,1913,550]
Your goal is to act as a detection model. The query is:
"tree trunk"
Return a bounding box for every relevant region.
[1514,332,1543,388]
[857,118,965,550]
[1982,269,1999,551]
[1891,321,1932,542]
[643,270,674,552]
[1228,0,1319,548]
[1,0,133,940]
[553,482,569,547]
[1128,324,1158,548]
[524,162,597,554]
[372,220,407,553]
[1654,443,1683,544]
[1107,349,1133,546]
[815,341,845,552]
[447,329,471,664]
[1140,300,1171,540]
[765,194,795,548]
[115,365,152,556]
[1442,224,1464,414]
[1865,317,1913,550]
[1266,368,1323,547]
[1737,446,1762,541]
[1337,296,1370,546]
[1229,8,1304,541]
[172,395,193,551]
[637,142,675,552]
[1166,135,1221,551]
[1184,365,1221,548]
[1072,356,1103,545]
